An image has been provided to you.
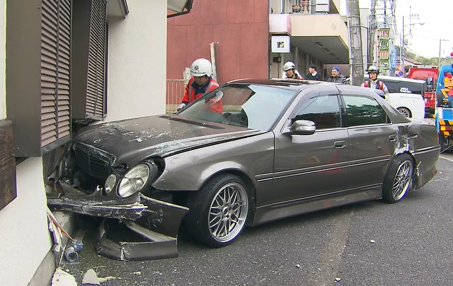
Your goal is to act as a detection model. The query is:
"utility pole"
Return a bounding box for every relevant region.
[369,0,377,66]
[438,39,448,67]
[347,0,364,86]
[401,16,405,77]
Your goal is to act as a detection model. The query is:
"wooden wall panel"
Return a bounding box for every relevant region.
[0,120,17,210]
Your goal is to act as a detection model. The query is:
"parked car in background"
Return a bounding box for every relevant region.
[48,79,439,261]
[364,75,426,119]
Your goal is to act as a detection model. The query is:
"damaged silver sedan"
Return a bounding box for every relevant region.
[48,79,440,260]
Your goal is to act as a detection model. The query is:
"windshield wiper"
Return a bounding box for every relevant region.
[160,115,224,129]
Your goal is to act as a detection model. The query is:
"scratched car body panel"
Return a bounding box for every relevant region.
[48,79,440,260]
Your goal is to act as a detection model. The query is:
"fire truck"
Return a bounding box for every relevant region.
[435,62,453,151]
[408,66,439,116]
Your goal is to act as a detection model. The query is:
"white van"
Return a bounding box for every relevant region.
[364,75,426,119]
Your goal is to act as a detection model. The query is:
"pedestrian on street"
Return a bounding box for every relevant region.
[361,65,389,100]
[178,58,221,112]
[327,67,347,83]
[282,61,304,79]
[305,64,322,81]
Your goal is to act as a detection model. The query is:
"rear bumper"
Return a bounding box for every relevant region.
[413,146,440,189]
[47,182,188,260]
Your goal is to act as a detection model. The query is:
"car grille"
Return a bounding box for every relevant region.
[73,143,115,179]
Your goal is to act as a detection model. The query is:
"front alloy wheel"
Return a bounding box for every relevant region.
[184,174,250,247]
[208,182,248,243]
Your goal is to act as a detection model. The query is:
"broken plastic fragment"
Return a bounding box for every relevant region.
[99,276,118,283]
[295,264,301,268]
[82,269,100,285]
[51,268,77,286]
[370,239,376,243]
[335,277,342,282]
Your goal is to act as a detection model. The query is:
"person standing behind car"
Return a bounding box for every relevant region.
[178,58,220,111]
[305,64,322,81]
[282,61,304,79]
[361,65,389,100]
[327,67,347,83]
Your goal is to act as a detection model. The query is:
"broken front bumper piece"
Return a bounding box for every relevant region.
[47,182,188,261]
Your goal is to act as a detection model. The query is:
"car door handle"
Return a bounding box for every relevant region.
[389,135,396,142]
[334,141,346,148]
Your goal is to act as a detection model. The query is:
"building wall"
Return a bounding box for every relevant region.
[167,0,269,85]
[290,14,348,41]
[0,158,51,286]
[0,3,52,286]
[105,0,167,122]
[0,0,4,117]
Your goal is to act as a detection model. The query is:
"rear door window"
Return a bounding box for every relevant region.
[342,95,389,127]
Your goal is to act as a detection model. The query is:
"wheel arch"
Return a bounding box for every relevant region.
[202,169,257,207]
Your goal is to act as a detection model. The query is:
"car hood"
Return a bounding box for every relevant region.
[74,115,264,166]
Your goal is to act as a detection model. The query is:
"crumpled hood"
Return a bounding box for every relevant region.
[74,115,263,166]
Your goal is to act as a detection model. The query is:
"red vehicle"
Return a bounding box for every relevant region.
[408,66,439,116]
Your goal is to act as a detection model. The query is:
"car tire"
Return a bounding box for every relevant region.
[184,174,250,248]
[436,91,443,107]
[397,107,411,118]
[382,154,414,204]
[439,134,451,152]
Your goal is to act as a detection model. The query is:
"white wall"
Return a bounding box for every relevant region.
[0,0,5,118]
[0,2,52,285]
[105,0,167,122]
[0,158,52,286]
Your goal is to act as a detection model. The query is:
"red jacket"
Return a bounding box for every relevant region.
[182,76,222,112]
[182,76,219,103]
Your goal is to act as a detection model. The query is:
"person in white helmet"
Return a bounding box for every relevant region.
[361,65,389,100]
[178,58,220,112]
[282,61,303,79]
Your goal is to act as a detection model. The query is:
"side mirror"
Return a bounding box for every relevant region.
[289,120,316,135]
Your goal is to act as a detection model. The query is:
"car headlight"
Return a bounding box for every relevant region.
[118,164,150,198]
[104,174,117,194]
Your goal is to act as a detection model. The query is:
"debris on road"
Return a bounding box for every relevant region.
[295,264,301,268]
[51,268,77,286]
[82,269,119,285]
[335,277,342,282]
[370,239,376,243]
[82,269,100,285]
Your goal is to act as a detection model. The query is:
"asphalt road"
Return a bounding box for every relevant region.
[63,156,453,286]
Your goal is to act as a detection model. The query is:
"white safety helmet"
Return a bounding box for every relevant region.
[367,65,379,74]
[283,61,296,72]
[190,58,212,77]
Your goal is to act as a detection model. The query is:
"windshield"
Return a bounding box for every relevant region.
[178,84,298,131]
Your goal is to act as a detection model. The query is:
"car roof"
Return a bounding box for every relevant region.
[226,78,340,90]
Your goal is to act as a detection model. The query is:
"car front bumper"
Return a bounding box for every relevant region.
[47,181,188,261]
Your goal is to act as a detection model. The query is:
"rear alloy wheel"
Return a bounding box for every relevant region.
[397,107,411,118]
[184,174,250,248]
[382,154,414,203]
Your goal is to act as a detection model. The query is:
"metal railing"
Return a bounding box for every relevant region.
[166,79,186,113]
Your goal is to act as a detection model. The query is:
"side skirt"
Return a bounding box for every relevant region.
[252,187,382,226]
